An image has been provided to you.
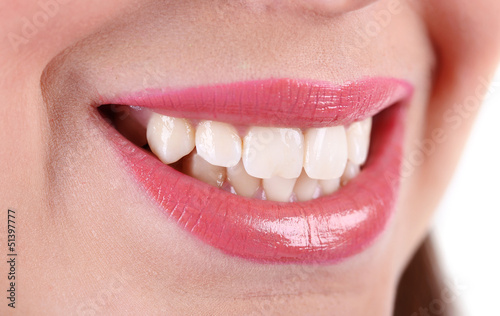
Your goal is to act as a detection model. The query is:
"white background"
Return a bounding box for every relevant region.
[434,67,500,315]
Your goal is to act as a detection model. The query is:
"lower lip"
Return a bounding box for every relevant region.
[103,99,407,265]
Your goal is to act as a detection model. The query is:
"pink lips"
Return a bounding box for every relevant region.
[102,78,413,264]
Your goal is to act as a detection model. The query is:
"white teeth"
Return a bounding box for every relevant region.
[242,127,304,179]
[341,161,361,186]
[346,118,372,165]
[294,170,319,202]
[263,176,297,202]
[195,121,242,168]
[143,110,373,201]
[319,178,341,195]
[304,126,348,180]
[227,161,261,198]
[146,113,195,164]
[183,153,226,188]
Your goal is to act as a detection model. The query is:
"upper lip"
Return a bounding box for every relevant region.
[98,77,413,264]
[99,77,412,128]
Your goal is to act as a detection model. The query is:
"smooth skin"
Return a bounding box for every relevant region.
[1,1,499,315]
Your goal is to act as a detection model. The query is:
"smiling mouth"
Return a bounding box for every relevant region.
[98,77,412,264]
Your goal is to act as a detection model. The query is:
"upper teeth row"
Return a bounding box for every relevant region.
[146,112,371,201]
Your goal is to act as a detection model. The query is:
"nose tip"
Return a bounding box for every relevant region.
[244,0,380,16]
[301,0,379,15]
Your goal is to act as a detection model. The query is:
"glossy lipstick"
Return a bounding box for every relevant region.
[102,78,413,264]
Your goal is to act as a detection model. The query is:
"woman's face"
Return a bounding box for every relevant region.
[1,0,499,314]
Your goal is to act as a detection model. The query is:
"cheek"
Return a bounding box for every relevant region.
[2,0,136,66]
[422,0,500,60]
[390,0,500,267]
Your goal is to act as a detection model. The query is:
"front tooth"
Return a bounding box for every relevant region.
[242,127,303,179]
[294,170,319,202]
[341,161,360,186]
[346,118,372,165]
[304,126,348,180]
[183,153,226,187]
[319,178,340,195]
[147,113,195,164]
[263,176,297,202]
[227,161,261,197]
[195,121,242,168]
